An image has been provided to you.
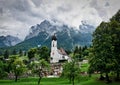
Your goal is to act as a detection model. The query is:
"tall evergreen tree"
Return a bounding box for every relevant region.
[4,50,9,59]
[19,49,22,56]
[12,49,17,55]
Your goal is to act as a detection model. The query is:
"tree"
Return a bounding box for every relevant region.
[88,47,106,79]
[12,49,17,55]
[110,10,120,23]
[110,24,120,80]
[109,11,120,80]
[19,49,23,56]
[37,46,49,62]
[28,48,37,60]
[62,60,80,85]
[23,51,27,56]
[82,46,89,58]
[74,46,80,55]
[89,22,114,83]
[11,55,26,82]
[74,53,82,61]
[73,46,83,61]
[0,60,7,79]
[4,50,9,59]
[30,59,49,85]
[87,9,120,83]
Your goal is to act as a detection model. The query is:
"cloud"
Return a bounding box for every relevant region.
[0,0,120,40]
[89,0,120,21]
[105,2,110,7]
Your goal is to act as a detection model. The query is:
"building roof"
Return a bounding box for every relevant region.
[58,48,67,55]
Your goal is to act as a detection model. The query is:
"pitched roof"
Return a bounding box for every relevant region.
[58,48,67,55]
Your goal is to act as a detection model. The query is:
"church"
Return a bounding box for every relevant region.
[50,34,70,63]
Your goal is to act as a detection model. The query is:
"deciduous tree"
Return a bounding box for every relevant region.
[30,59,49,85]
[62,60,80,85]
[11,55,26,82]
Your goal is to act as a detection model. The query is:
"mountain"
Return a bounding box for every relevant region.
[0,20,95,52]
[7,20,94,51]
[25,20,65,40]
[79,21,96,33]
[0,35,21,48]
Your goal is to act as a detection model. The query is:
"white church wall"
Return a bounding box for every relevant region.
[50,35,70,63]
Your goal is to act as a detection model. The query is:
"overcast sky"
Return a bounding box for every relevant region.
[0,0,120,40]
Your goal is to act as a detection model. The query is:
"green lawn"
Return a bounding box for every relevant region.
[0,76,120,85]
[81,63,89,72]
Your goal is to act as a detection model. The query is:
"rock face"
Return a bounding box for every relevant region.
[0,35,21,47]
[25,20,65,40]
[0,20,95,50]
[14,20,94,50]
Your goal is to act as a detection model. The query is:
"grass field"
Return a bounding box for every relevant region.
[0,75,120,85]
[0,63,120,85]
[81,63,89,72]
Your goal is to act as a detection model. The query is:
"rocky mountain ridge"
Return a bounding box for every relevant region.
[0,20,95,50]
[0,35,21,48]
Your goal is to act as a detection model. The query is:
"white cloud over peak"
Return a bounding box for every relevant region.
[0,0,120,40]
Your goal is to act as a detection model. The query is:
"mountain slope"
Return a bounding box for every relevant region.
[0,35,21,48]
[7,20,94,51]
[0,20,95,52]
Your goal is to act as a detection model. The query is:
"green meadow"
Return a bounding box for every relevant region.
[0,63,120,85]
[0,75,120,85]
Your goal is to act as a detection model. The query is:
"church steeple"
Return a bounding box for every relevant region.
[51,34,57,48]
[50,34,58,63]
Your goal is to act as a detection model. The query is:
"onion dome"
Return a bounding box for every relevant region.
[52,34,57,41]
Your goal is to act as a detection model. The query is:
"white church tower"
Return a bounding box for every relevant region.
[50,34,70,63]
[50,34,59,63]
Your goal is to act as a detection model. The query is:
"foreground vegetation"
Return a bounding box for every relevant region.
[0,76,120,85]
